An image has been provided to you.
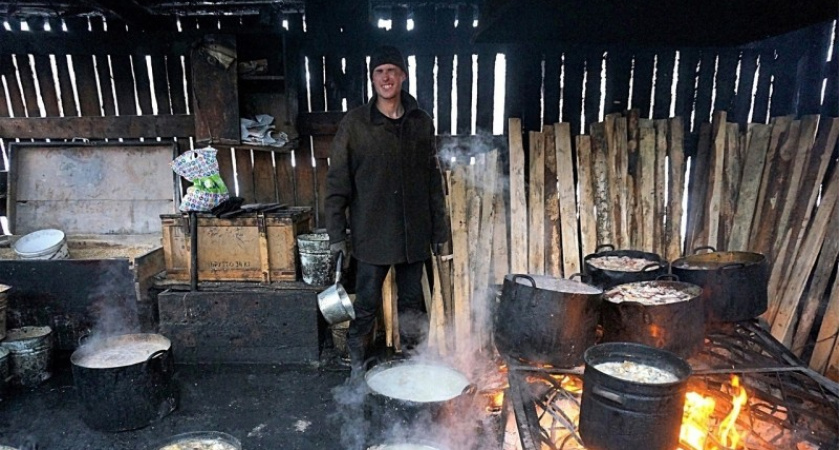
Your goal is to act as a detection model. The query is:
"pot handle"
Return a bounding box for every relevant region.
[77,333,91,347]
[145,349,169,372]
[595,243,615,253]
[591,385,625,405]
[692,246,717,254]
[656,273,680,282]
[718,262,745,272]
[511,274,538,308]
[568,272,592,283]
[641,262,663,272]
[334,252,344,285]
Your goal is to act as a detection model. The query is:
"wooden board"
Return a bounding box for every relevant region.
[749,116,792,250]
[448,165,470,353]
[508,118,528,273]
[472,149,499,351]
[543,125,562,277]
[705,111,727,250]
[721,122,742,244]
[810,279,840,375]
[665,118,685,260]
[653,120,668,256]
[770,166,838,345]
[686,123,711,252]
[728,123,771,251]
[8,142,178,235]
[590,122,613,246]
[0,115,195,140]
[576,135,597,259]
[556,123,580,276]
[605,114,628,248]
[626,110,640,249]
[190,35,239,144]
[528,131,546,274]
[252,150,277,204]
[638,122,656,252]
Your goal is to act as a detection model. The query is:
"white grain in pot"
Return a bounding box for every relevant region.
[366,363,469,403]
[606,283,693,305]
[76,341,168,369]
[594,361,679,384]
[159,440,238,450]
[588,255,659,272]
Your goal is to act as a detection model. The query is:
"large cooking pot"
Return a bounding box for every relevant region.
[671,246,768,323]
[364,359,474,442]
[600,276,705,358]
[579,342,692,450]
[70,333,179,432]
[494,274,602,368]
[584,244,668,290]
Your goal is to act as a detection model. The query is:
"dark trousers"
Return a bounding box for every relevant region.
[346,259,428,359]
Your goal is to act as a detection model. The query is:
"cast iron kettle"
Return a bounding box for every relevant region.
[583,244,668,290]
[579,342,692,450]
[70,333,179,432]
[494,273,603,368]
[671,246,768,323]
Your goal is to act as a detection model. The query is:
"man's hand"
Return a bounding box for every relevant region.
[330,240,349,268]
[432,241,452,257]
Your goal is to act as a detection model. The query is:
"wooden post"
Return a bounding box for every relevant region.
[577,135,597,259]
[665,118,686,261]
[528,131,546,274]
[556,123,580,276]
[543,125,562,277]
[509,118,528,273]
[638,122,656,252]
[729,123,771,251]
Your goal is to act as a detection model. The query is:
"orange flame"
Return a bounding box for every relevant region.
[678,375,749,450]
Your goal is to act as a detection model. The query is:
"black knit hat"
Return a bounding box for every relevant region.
[369,45,407,78]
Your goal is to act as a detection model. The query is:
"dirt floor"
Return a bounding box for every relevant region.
[0,360,350,450]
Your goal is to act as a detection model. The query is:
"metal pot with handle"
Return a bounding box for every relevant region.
[584,244,668,290]
[317,252,355,325]
[670,246,768,323]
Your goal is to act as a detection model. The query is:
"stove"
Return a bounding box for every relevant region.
[501,321,839,450]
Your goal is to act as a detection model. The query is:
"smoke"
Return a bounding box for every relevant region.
[84,262,140,345]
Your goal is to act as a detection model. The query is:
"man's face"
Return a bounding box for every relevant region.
[372,63,406,100]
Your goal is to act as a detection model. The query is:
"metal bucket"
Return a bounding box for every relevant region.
[0,284,9,341]
[0,326,53,387]
[297,233,332,286]
[13,229,69,260]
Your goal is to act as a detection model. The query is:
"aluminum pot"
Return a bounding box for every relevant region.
[317,252,355,324]
[671,246,768,323]
[364,359,475,442]
[70,333,178,432]
[600,276,705,358]
[579,342,692,450]
[495,274,602,367]
[584,244,668,290]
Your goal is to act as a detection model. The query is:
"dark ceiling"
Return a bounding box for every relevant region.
[474,0,838,46]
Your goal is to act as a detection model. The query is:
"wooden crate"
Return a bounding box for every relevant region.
[161,207,312,283]
[0,142,179,350]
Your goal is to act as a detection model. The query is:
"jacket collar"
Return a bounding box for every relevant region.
[366,91,420,125]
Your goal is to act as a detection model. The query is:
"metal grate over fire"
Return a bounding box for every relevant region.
[494,321,839,450]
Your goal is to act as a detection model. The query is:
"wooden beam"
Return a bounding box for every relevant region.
[509,118,528,274]
[664,117,685,261]
[0,115,194,139]
[528,130,545,274]
[728,123,771,251]
[810,278,839,376]
[544,125,562,278]
[556,122,580,276]
[577,135,597,259]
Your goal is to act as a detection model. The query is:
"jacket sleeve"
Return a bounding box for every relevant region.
[428,125,451,245]
[325,118,352,244]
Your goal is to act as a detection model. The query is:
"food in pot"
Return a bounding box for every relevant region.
[366,363,469,403]
[605,283,693,305]
[367,445,439,450]
[594,360,679,384]
[587,255,660,272]
[74,340,169,369]
[159,439,238,450]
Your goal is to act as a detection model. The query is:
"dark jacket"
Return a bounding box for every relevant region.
[325,92,450,265]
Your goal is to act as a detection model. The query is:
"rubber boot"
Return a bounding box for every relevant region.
[347,343,366,381]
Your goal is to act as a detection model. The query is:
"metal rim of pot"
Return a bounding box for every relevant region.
[583,341,692,391]
[670,245,766,269]
[150,431,242,450]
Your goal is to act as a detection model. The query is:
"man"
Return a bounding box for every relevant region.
[325,45,450,377]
